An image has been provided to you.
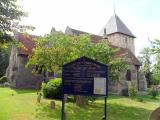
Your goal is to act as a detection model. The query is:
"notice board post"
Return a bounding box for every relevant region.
[61,56,109,120]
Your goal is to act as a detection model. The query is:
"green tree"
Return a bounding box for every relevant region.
[147,39,160,85]
[149,39,160,54]
[0,0,35,78]
[0,0,35,43]
[151,55,160,85]
[138,48,152,86]
[27,32,127,107]
[140,39,160,85]
[0,47,10,77]
[27,32,126,78]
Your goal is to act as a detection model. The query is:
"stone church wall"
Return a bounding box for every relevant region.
[107,33,135,54]
[6,47,43,89]
[138,72,147,91]
[108,64,147,95]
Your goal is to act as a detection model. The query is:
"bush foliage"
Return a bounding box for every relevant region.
[128,82,138,99]
[0,48,10,77]
[41,78,62,99]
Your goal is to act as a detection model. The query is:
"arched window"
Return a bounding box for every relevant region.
[126,70,131,81]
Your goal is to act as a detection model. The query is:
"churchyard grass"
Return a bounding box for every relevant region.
[0,87,160,120]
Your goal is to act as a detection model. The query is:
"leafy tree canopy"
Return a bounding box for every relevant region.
[138,47,152,86]
[0,47,10,77]
[139,39,160,85]
[27,32,127,82]
[0,0,35,43]
[148,39,160,84]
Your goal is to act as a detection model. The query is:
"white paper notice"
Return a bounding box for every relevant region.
[94,77,106,95]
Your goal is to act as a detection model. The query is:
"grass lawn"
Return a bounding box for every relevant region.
[0,87,160,120]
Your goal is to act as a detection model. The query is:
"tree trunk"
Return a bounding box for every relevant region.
[76,95,87,107]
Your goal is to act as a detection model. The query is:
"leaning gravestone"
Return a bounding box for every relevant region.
[150,107,160,120]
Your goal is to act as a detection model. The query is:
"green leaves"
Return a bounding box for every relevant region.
[139,39,160,85]
[27,32,126,81]
[0,47,10,77]
[0,0,35,43]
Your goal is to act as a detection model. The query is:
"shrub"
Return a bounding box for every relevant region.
[0,76,8,84]
[41,78,62,99]
[128,82,138,99]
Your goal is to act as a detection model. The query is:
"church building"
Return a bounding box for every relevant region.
[6,14,147,94]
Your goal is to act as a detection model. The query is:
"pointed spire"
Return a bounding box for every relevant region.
[99,14,135,38]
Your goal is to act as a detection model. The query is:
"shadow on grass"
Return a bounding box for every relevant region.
[108,94,160,103]
[108,94,127,100]
[107,103,151,120]
[135,95,160,103]
[66,102,152,120]
[34,100,152,120]
[13,88,37,94]
[35,102,61,120]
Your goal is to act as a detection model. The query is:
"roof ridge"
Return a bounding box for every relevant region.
[66,26,100,36]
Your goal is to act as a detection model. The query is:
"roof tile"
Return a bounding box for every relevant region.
[99,14,136,38]
[14,32,37,55]
[65,27,140,65]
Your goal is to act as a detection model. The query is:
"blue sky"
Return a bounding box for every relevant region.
[19,0,160,55]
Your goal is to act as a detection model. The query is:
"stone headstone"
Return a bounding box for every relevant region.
[150,107,160,120]
[50,101,55,109]
[37,92,42,103]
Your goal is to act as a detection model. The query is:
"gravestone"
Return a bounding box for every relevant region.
[50,101,55,109]
[150,107,160,120]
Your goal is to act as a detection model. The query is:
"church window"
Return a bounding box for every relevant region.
[126,70,131,81]
[125,37,127,44]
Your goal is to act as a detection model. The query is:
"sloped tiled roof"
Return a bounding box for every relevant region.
[65,26,102,43]
[99,14,135,38]
[14,32,37,55]
[15,28,141,66]
[65,26,87,36]
[110,45,141,65]
[65,27,141,66]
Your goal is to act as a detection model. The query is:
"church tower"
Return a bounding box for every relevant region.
[99,14,136,54]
